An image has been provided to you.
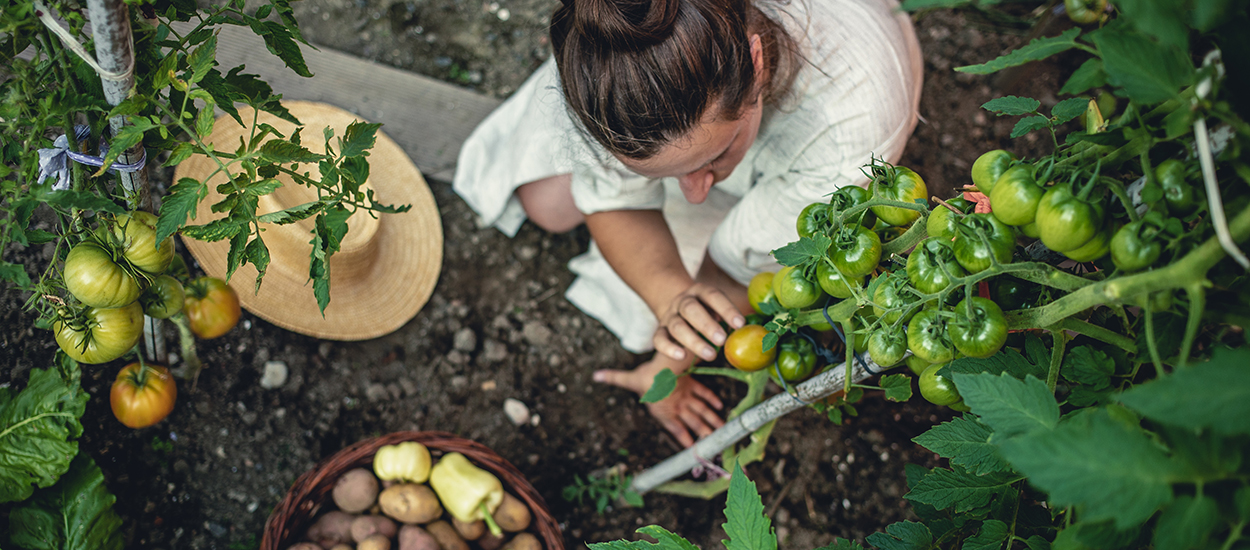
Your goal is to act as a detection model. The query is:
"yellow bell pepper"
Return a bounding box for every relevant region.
[429,452,505,536]
[372,441,432,483]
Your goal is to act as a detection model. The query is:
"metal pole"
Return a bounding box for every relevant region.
[630,355,888,494]
[86,0,164,361]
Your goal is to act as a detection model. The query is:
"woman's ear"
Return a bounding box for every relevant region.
[749,33,766,90]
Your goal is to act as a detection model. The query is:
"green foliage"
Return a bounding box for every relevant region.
[640,368,678,404]
[563,468,644,515]
[955,29,1081,75]
[0,365,88,503]
[7,454,124,550]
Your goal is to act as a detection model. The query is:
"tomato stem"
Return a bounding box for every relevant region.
[1178,282,1208,368]
[1143,301,1165,375]
[1046,327,1067,393]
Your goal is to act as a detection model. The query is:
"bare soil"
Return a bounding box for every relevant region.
[1,2,1081,549]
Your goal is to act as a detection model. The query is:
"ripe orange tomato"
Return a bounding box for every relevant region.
[110,363,177,428]
[184,277,241,339]
[724,325,777,372]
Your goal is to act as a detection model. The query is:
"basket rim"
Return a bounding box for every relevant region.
[260,431,564,550]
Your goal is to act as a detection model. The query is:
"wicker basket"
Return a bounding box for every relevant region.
[261,431,564,550]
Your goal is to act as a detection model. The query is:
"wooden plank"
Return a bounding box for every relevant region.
[184,22,501,183]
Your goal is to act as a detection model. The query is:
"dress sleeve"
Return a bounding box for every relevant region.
[568,150,667,214]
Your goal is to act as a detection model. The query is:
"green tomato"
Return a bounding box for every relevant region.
[1156,159,1198,216]
[1111,219,1164,272]
[989,275,1040,311]
[872,271,916,326]
[829,224,882,279]
[948,297,1008,359]
[907,309,955,364]
[797,202,831,239]
[869,163,928,227]
[868,324,907,367]
[905,354,932,376]
[1065,0,1106,24]
[64,242,142,309]
[54,302,145,364]
[748,272,778,314]
[775,337,818,381]
[816,261,865,299]
[907,237,967,294]
[989,164,1045,226]
[140,274,185,319]
[971,150,1015,196]
[110,211,174,274]
[772,265,822,309]
[828,185,877,229]
[926,197,973,241]
[1035,181,1106,253]
[952,213,1016,273]
[919,363,961,406]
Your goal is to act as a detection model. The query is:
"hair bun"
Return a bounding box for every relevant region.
[567,0,680,48]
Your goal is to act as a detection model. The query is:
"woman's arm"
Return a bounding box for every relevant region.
[585,209,746,362]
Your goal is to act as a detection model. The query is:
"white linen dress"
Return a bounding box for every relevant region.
[452,0,923,352]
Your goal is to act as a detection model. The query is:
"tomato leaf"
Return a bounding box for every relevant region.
[950,373,1058,439]
[880,374,913,402]
[195,103,216,140]
[813,539,867,550]
[865,521,933,550]
[260,139,322,164]
[245,236,271,293]
[1117,347,1250,435]
[1010,116,1050,139]
[7,454,123,550]
[0,261,31,287]
[1060,345,1114,390]
[912,416,1012,476]
[999,408,1186,530]
[340,121,381,158]
[1060,58,1108,96]
[1091,25,1194,104]
[1050,97,1089,125]
[157,177,208,242]
[981,96,1040,117]
[955,28,1081,74]
[250,19,312,77]
[0,367,88,504]
[722,462,776,550]
[257,201,326,225]
[962,519,1009,550]
[587,525,698,550]
[772,234,831,269]
[905,466,1024,513]
[639,369,677,404]
[1152,495,1219,550]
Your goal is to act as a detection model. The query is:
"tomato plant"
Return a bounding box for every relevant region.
[108,211,175,275]
[1035,178,1106,253]
[140,275,186,320]
[184,277,242,340]
[53,302,145,364]
[970,149,1015,195]
[747,271,778,314]
[868,159,928,227]
[926,196,972,240]
[815,261,863,300]
[952,213,1016,273]
[907,237,966,294]
[948,297,1008,358]
[724,325,777,372]
[989,164,1045,226]
[828,185,877,229]
[110,363,178,428]
[774,337,817,381]
[828,224,882,279]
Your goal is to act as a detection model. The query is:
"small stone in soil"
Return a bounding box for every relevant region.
[481,380,497,391]
[454,328,477,352]
[260,361,288,389]
[504,398,530,426]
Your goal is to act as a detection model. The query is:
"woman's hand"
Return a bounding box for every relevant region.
[593,356,725,448]
[653,283,745,362]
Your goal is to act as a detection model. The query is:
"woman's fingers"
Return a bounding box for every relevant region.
[661,417,696,448]
[665,320,717,361]
[679,408,717,440]
[692,285,746,331]
[652,329,689,361]
[690,379,724,411]
[592,368,647,394]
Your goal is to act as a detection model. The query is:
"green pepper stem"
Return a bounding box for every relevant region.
[479,502,503,538]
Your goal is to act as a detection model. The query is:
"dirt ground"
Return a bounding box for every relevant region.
[2,1,1080,549]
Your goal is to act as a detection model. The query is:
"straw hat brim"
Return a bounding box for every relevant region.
[177,101,442,341]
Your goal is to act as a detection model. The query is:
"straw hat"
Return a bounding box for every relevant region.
[177,101,442,341]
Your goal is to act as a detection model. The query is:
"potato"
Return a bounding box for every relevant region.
[452,517,485,541]
[352,515,399,543]
[398,524,441,550]
[426,520,469,550]
[329,545,354,550]
[288,544,324,550]
[494,493,532,533]
[358,534,392,550]
[306,510,356,548]
[501,533,542,550]
[378,483,443,524]
[477,530,506,550]
[334,468,380,513]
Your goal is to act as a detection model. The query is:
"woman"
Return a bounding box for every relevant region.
[453,0,922,446]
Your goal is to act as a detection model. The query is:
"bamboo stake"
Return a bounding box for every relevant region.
[86,0,150,211]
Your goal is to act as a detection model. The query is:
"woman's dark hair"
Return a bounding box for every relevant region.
[551,0,799,160]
